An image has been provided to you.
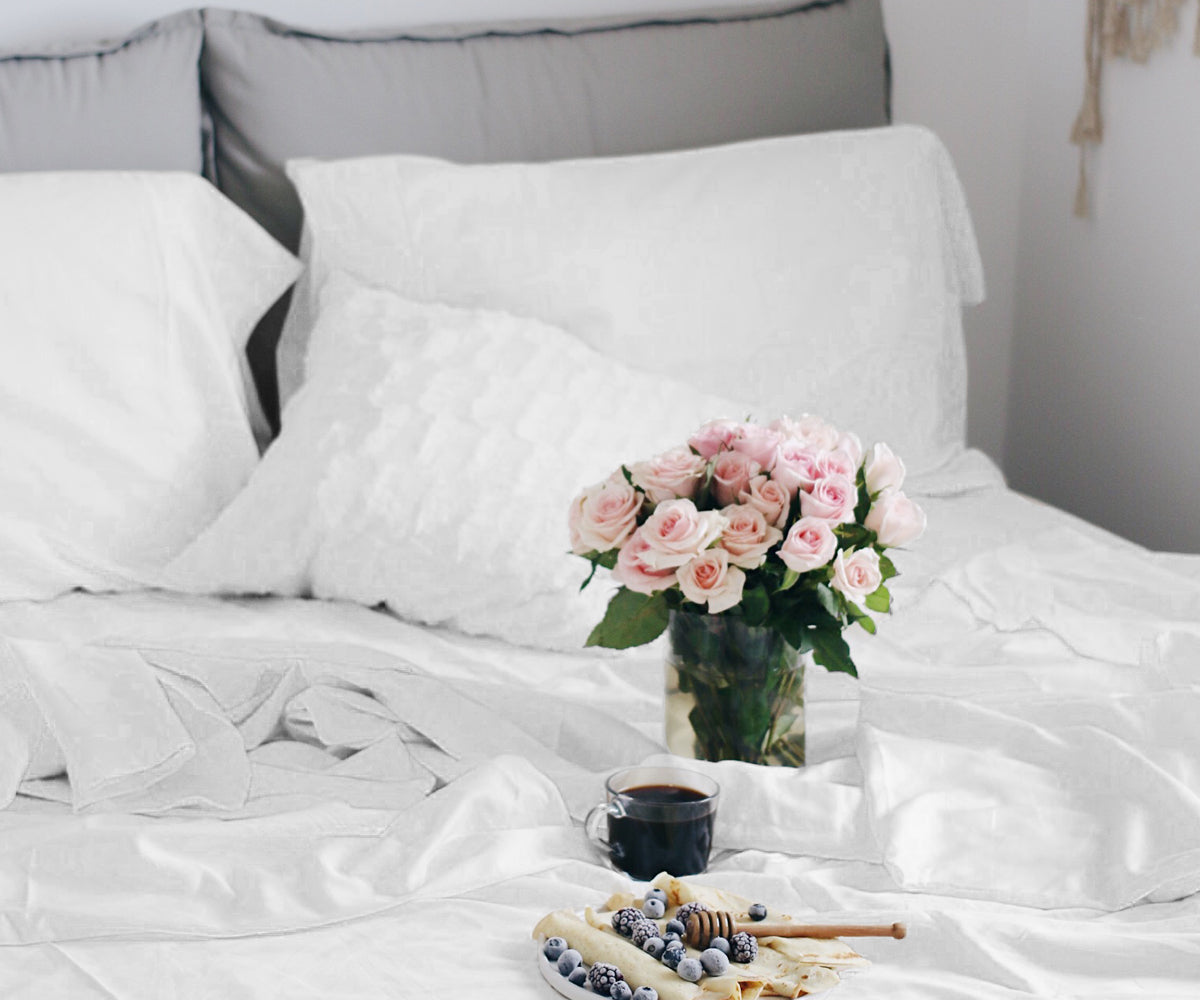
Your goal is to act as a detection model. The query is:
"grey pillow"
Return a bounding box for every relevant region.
[0,10,204,173]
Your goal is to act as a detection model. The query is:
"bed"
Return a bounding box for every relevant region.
[2,2,1199,997]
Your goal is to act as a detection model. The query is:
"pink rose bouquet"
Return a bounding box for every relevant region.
[569,414,925,677]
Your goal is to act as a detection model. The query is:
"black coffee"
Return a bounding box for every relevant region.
[608,784,715,881]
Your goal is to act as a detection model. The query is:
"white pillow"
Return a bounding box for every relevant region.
[168,275,742,651]
[0,171,299,600]
[281,125,984,476]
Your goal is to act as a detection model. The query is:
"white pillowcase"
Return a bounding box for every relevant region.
[169,275,742,651]
[281,125,984,476]
[0,171,299,600]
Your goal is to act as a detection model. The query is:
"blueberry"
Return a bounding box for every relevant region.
[748,902,768,921]
[642,897,666,919]
[633,989,658,1000]
[660,941,686,971]
[610,983,633,1000]
[676,958,704,983]
[543,937,568,962]
[642,937,665,959]
[700,948,730,976]
[661,931,682,946]
[709,936,730,955]
[557,949,583,976]
[568,966,588,987]
[644,888,668,906]
[664,918,686,937]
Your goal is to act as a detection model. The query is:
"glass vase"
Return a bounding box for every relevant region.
[664,610,805,767]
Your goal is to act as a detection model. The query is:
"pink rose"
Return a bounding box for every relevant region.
[738,475,791,529]
[865,488,926,548]
[718,504,783,569]
[711,450,761,507]
[831,548,883,606]
[630,446,707,505]
[677,548,746,613]
[784,414,842,452]
[569,478,642,554]
[798,474,857,524]
[769,440,822,497]
[611,527,679,594]
[834,430,864,469]
[863,442,906,496]
[639,498,727,570]
[687,419,740,460]
[730,423,783,469]
[777,517,837,573]
[816,449,857,482]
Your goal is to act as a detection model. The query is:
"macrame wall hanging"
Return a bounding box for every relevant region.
[1071,0,1200,216]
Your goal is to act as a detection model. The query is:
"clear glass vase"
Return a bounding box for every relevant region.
[664,610,806,766]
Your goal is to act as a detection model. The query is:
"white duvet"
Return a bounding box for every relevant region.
[2,462,1199,998]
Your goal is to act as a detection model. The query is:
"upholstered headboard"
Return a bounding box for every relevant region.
[0,0,890,426]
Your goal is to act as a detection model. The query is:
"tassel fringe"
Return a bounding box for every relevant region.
[1071,0,1199,217]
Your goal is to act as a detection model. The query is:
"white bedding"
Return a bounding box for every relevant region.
[2,460,1200,998]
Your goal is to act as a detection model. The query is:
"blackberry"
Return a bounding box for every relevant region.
[631,920,657,948]
[568,966,588,988]
[708,936,730,955]
[633,989,659,1000]
[673,901,709,926]
[542,937,568,962]
[610,983,633,1000]
[612,907,645,938]
[748,903,768,921]
[676,958,704,983]
[642,897,666,920]
[700,948,730,977]
[642,937,666,959]
[661,941,686,971]
[588,963,624,994]
[730,932,758,964]
[557,949,583,976]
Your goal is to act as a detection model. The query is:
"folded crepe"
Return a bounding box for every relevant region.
[534,875,867,998]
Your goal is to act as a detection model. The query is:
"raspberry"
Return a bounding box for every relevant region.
[612,907,645,938]
[730,931,758,963]
[588,963,624,994]
[674,901,709,926]
[631,920,657,948]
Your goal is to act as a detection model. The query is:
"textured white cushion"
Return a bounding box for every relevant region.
[169,275,740,650]
[281,125,983,475]
[0,172,299,600]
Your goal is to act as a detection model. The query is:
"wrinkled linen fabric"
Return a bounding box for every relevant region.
[2,472,1200,996]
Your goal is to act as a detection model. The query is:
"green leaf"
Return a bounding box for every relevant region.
[865,585,891,614]
[777,568,801,593]
[740,585,770,627]
[579,561,599,591]
[878,554,898,581]
[814,583,841,620]
[585,588,670,649]
[809,627,857,678]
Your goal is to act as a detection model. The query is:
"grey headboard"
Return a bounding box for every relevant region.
[199,0,890,424]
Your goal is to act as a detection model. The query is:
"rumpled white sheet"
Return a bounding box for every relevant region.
[2,476,1200,997]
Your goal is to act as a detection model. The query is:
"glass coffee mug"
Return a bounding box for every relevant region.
[585,765,719,881]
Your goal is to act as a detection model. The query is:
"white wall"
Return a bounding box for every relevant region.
[1008,0,1200,553]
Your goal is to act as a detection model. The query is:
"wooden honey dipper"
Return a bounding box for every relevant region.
[685,910,906,948]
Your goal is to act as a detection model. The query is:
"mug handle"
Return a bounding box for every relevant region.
[584,799,626,854]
